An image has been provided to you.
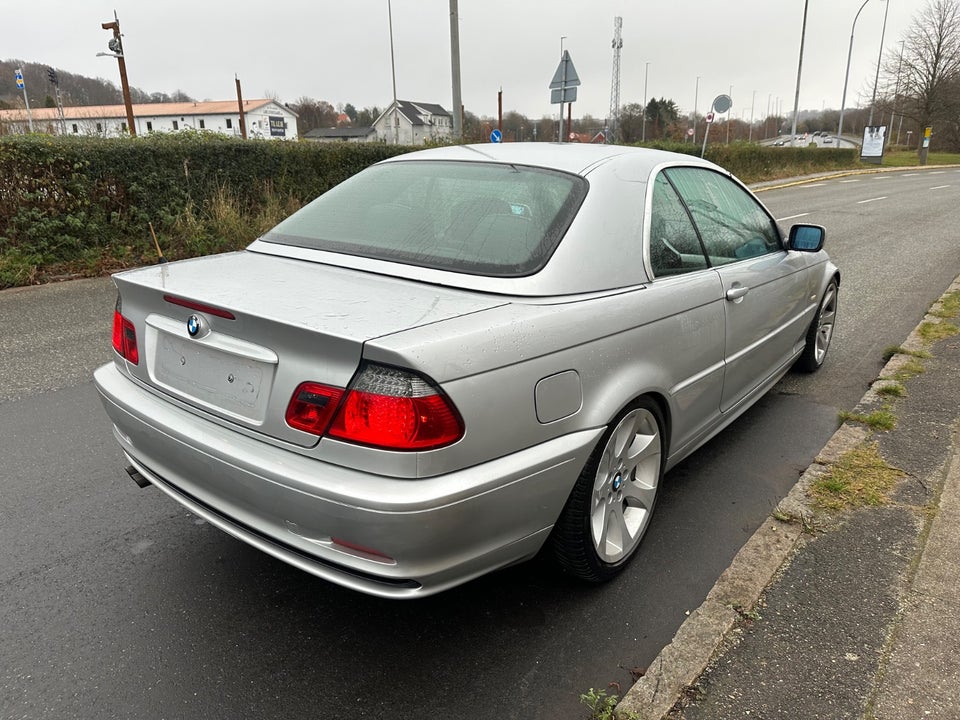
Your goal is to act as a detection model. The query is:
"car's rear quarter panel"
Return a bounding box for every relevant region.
[367,272,727,478]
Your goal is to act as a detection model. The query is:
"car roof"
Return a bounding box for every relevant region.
[379,142,715,178]
[249,143,735,297]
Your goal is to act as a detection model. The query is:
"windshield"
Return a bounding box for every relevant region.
[260,160,587,277]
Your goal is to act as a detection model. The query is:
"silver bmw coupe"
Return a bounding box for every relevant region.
[95,143,838,598]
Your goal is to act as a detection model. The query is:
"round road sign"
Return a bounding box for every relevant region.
[490,128,502,143]
[712,94,733,114]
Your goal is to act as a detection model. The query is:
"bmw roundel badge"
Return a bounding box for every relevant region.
[187,314,202,337]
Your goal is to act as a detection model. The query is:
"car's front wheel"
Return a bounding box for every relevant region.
[552,398,665,582]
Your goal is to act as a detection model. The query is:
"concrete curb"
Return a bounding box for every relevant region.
[616,274,960,720]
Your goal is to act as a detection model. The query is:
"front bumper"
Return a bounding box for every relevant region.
[94,362,602,598]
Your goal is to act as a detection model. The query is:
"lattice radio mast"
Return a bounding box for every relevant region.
[608,16,623,144]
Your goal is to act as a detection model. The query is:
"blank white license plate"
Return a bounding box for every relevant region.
[154,332,268,420]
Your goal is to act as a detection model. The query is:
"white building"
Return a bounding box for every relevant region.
[373,100,453,145]
[0,99,298,140]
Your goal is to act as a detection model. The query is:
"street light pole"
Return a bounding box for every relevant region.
[641,61,649,142]
[868,0,890,127]
[726,85,733,143]
[388,0,399,144]
[790,0,810,146]
[449,0,462,141]
[838,0,873,147]
[894,39,905,144]
[692,76,700,144]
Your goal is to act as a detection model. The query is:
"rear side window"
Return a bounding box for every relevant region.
[261,160,587,277]
[649,174,708,277]
[664,167,781,265]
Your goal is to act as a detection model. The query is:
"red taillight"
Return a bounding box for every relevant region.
[285,383,344,435]
[285,364,464,451]
[329,364,463,450]
[111,307,139,365]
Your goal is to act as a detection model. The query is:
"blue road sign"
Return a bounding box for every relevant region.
[490,128,502,143]
[15,71,24,89]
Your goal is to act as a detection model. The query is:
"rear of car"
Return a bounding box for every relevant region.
[94,153,610,597]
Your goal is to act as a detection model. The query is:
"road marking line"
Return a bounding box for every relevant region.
[777,213,810,221]
[838,179,861,183]
[902,173,919,177]
[930,171,946,174]
[930,185,951,190]
[801,183,827,188]
[873,176,889,179]
[857,196,888,204]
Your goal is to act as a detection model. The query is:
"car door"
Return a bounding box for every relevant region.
[664,167,812,413]
[645,171,726,454]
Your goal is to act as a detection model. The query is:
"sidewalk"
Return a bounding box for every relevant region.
[618,275,960,720]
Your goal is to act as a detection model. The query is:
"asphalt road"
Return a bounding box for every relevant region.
[2,168,958,720]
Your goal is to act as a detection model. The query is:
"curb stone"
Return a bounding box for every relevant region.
[616,273,960,720]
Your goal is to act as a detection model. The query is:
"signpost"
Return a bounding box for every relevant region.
[490,128,502,143]
[549,50,580,142]
[14,69,33,133]
[701,94,732,158]
[920,126,932,165]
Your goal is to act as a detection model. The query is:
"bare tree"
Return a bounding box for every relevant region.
[881,0,960,149]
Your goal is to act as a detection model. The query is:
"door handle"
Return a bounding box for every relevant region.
[726,285,750,301]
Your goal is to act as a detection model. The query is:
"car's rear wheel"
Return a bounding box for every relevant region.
[796,279,838,373]
[552,398,665,582]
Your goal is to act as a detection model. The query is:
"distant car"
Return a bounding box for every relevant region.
[95,143,839,598]
[823,136,834,144]
[774,139,786,146]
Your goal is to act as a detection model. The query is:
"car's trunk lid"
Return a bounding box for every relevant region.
[113,251,505,446]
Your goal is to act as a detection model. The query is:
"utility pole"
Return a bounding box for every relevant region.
[99,11,136,137]
[235,75,247,139]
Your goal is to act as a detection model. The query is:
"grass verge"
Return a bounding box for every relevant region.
[838,407,897,431]
[809,443,903,511]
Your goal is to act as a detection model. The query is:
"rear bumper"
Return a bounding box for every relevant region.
[94,362,601,598]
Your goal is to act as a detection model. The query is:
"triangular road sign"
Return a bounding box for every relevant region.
[549,50,581,89]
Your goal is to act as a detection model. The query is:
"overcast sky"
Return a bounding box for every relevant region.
[7,0,927,122]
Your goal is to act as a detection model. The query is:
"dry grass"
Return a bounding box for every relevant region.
[810,443,903,511]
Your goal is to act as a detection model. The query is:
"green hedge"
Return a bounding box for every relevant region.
[639,140,858,183]
[0,133,411,287]
[0,134,860,289]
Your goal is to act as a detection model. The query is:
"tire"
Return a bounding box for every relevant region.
[551,397,665,582]
[796,279,838,373]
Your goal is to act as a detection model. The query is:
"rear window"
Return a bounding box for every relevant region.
[260,160,587,276]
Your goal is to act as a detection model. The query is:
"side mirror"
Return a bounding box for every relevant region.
[788,224,826,252]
